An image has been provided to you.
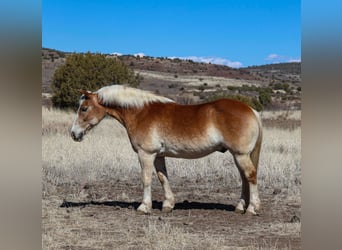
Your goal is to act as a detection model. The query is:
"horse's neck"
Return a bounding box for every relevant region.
[105,106,142,130]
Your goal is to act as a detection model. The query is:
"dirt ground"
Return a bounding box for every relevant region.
[42,177,301,249]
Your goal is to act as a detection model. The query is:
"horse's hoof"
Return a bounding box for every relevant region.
[234,207,245,214]
[246,206,259,216]
[162,206,173,213]
[246,210,259,216]
[234,201,245,214]
[137,203,151,215]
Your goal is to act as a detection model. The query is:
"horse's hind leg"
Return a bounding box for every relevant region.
[234,166,249,214]
[154,157,175,213]
[234,154,260,215]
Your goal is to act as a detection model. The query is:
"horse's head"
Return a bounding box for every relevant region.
[71,90,106,142]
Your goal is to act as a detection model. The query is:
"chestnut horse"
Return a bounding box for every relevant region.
[71,85,262,215]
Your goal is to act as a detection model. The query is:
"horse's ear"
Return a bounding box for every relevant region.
[78,89,93,96]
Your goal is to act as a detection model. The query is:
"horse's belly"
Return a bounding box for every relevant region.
[154,127,226,159]
[158,142,223,159]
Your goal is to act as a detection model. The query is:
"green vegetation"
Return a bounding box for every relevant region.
[224,84,272,110]
[198,83,209,92]
[42,47,66,59]
[258,89,272,106]
[272,82,291,93]
[207,93,263,111]
[51,52,142,109]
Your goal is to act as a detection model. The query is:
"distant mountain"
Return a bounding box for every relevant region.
[117,54,260,81]
[42,47,300,88]
[245,62,301,75]
[42,48,301,110]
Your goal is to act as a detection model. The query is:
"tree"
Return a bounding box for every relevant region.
[51,52,142,109]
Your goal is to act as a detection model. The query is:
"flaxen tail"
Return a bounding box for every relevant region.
[250,109,263,169]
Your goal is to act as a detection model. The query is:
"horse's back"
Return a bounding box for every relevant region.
[147,98,258,132]
[161,99,259,154]
[209,98,255,116]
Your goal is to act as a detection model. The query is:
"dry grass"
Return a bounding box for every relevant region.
[261,110,301,121]
[42,107,301,197]
[42,107,301,249]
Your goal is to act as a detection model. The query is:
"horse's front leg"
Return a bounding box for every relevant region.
[137,151,156,214]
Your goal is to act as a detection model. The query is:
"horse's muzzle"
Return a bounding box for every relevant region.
[71,131,83,142]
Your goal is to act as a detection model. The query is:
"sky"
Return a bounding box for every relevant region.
[42,0,301,67]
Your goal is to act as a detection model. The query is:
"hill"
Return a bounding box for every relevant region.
[42,48,301,110]
[246,62,301,75]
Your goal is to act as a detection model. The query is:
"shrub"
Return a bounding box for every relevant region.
[198,85,205,91]
[273,83,290,92]
[51,52,142,109]
[227,86,238,91]
[251,97,263,111]
[168,83,177,88]
[207,93,263,111]
[258,90,272,106]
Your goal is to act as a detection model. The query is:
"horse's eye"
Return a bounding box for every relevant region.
[81,106,88,112]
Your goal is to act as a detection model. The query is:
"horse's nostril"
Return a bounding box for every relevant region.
[71,131,84,142]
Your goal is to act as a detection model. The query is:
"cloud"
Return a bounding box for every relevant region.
[265,53,301,63]
[111,52,123,56]
[287,58,301,63]
[134,52,145,57]
[170,56,243,68]
[265,53,282,61]
[111,52,146,57]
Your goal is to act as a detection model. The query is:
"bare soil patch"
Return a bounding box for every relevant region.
[43,178,300,249]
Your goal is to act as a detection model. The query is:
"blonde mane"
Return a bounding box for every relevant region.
[96,85,174,108]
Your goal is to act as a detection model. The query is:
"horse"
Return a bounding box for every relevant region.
[71,85,262,215]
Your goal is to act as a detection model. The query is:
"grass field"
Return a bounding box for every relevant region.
[42,107,301,249]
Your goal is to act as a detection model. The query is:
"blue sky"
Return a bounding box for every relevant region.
[42,0,301,67]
